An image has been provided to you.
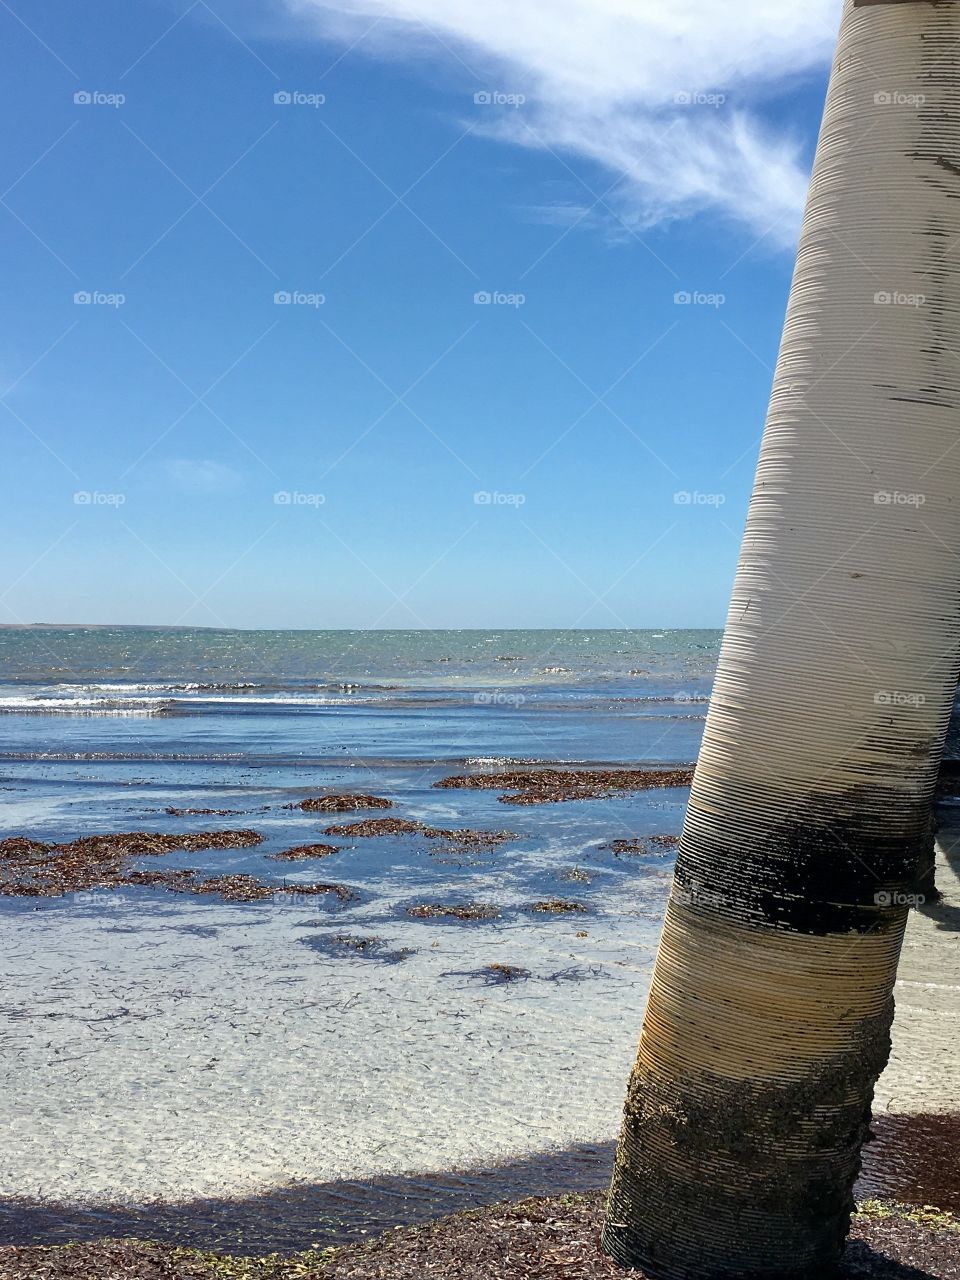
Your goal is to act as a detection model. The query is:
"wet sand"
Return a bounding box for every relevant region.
[874,801,960,1118]
[0,778,956,1255]
[2,1116,958,1256]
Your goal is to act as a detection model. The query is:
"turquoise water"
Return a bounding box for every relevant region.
[0,628,719,764]
[0,626,720,693]
[0,627,718,906]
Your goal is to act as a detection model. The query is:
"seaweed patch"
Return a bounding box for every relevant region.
[434,768,694,805]
[322,818,516,852]
[286,794,393,813]
[406,902,501,922]
[0,831,263,898]
[268,844,340,862]
[524,899,588,915]
[0,832,356,905]
[601,835,679,857]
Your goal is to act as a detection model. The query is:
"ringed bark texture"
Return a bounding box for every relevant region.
[603,3,960,1277]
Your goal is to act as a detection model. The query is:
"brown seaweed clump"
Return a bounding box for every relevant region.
[0,831,357,906]
[268,843,341,862]
[604,834,680,855]
[322,818,516,852]
[0,831,263,898]
[406,902,501,922]
[323,817,422,838]
[525,899,588,914]
[649,833,680,850]
[191,874,274,903]
[602,834,680,857]
[164,807,242,817]
[287,794,393,813]
[194,877,357,905]
[434,767,694,805]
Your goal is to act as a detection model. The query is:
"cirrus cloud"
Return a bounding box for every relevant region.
[279,0,841,246]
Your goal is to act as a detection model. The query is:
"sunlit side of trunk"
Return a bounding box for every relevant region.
[603,3,960,1276]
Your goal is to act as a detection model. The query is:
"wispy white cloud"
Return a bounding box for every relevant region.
[279,0,840,246]
[162,458,244,494]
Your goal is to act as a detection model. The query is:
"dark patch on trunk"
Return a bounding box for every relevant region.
[603,1004,895,1278]
[675,793,934,934]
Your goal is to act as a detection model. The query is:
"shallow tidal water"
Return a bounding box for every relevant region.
[0,628,955,1249]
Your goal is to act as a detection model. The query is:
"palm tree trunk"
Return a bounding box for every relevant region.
[602,3,960,1277]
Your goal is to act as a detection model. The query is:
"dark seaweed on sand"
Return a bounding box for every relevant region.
[0,831,263,898]
[322,818,516,852]
[0,832,356,905]
[267,844,340,862]
[601,834,679,857]
[434,767,694,805]
[285,794,393,813]
[1,1196,955,1279]
[164,807,242,817]
[525,899,588,915]
[406,902,501,921]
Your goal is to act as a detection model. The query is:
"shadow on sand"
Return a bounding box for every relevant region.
[842,1241,950,1279]
[0,1113,957,1255]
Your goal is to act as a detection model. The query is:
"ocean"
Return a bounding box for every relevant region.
[0,627,717,841]
[0,628,717,1225]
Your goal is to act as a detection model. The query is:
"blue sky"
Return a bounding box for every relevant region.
[1,0,839,628]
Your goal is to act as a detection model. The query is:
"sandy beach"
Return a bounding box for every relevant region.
[0,792,955,1233]
[0,632,956,1264]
